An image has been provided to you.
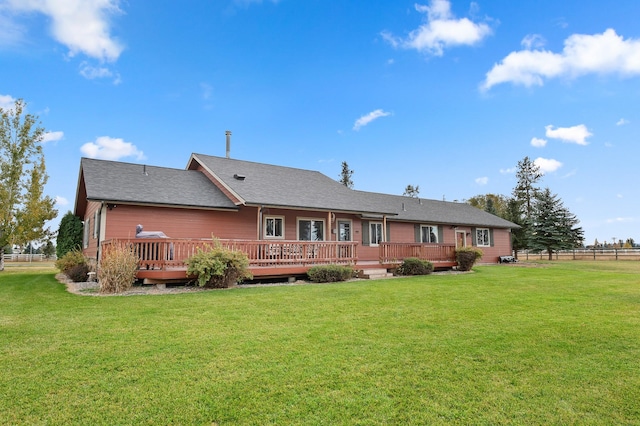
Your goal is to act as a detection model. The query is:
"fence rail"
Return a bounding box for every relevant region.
[2,254,52,262]
[379,243,457,264]
[522,248,640,261]
[102,238,359,271]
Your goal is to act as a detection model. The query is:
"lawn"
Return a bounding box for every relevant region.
[1,262,639,424]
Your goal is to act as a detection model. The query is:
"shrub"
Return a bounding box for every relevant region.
[307,265,355,283]
[395,257,434,276]
[185,241,252,288]
[99,241,139,294]
[456,247,483,271]
[67,263,91,282]
[55,249,87,274]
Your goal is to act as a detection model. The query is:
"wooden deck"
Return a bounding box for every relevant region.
[101,238,457,283]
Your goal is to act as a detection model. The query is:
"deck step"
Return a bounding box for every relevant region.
[358,268,393,279]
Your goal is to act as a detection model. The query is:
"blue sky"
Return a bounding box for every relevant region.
[1,0,639,246]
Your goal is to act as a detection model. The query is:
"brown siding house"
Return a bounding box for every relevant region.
[74,154,519,282]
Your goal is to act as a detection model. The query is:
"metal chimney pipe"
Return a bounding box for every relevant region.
[225,130,232,158]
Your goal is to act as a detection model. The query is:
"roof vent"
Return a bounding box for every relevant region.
[233,173,245,181]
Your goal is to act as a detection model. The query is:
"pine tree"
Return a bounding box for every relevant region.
[528,188,583,260]
[403,184,420,198]
[513,156,542,219]
[338,161,354,189]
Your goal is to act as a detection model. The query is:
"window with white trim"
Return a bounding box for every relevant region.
[264,216,284,239]
[338,220,352,242]
[93,210,99,239]
[476,228,490,247]
[298,218,324,241]
[370,222,383,245]
[421,225,438,243]
[83,218,90,248]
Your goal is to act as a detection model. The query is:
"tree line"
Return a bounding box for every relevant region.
[467,157,584,260]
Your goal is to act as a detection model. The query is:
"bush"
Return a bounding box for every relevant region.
[307,265,355,283]
[186,241,252,288]
[99,241,139,294]
[456,247,483,271]
[395,257,434,276]
[67,263,91,282]
[55,249,87,274]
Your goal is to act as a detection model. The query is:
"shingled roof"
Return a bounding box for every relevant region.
[190,154,518,229]
[75,158,238,214]
[75,155,518,230]
[189,153,398,215]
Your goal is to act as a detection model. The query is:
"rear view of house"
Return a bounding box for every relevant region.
[74,153,518,282]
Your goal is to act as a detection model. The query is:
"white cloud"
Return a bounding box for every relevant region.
[4,0,124,62]
[353,109,391,131]
[382,0,492,56]
[530,137,547,147]
[80,136,145,161]
[616,118,629,126]
[0,94,16,109]
[55,196,69,206]
[42,131,64,143]
[482,29,640,91]
[475,176,489,185]
[500,167,516,174]
[545,124,592,145]
[521,34,546,50]
[534,157,562,173]
[79,62,121,83]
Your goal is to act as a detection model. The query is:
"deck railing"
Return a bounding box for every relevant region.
[379,242,457,264]
[101,239,359,271]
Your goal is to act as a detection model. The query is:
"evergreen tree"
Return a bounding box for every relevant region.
[513,156,542,219]
[56,211,84,258]
[528,188,584,259]
[338,161,354,189]
[403,184,420,198]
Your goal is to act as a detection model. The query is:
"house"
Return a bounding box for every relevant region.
[74,153,519,283]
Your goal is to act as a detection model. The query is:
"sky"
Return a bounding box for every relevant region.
[1,0,639,247]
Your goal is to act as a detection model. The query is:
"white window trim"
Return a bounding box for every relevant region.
[337,219,353,242]
[476,228,491,247]
[420,224,438,243]
[296,217,326,241]
[370,221,383,246]
[264,215,285,239]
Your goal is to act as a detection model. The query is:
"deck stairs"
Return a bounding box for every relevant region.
[357,267,393,280]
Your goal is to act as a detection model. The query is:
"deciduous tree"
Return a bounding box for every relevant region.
[0,99,57,271]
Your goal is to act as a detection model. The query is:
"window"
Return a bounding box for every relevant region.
[93,210,99,239]
[421,225,438,243]
[264,216,284,239]
[298,219,324,241]
[370,222,383,245]
[476,228,490,247]
[338,220,352,242]
[83,218,90,248]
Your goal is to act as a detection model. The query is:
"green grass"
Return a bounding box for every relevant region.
[1,262,639,424]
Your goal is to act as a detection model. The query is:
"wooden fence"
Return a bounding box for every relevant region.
[521,248,640,261]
